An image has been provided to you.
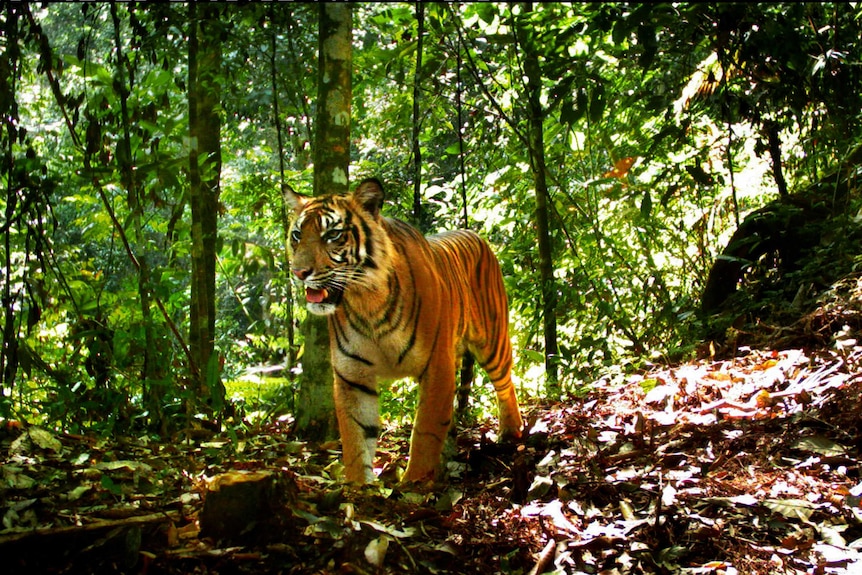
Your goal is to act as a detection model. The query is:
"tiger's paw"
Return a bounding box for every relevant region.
[400,461,440,487]
[499,424,525,443]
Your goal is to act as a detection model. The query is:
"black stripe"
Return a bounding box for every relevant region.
[332,321,374,366]
[375,273,404,332]
[361,218,375,267]
[397,298,421,364]
[417,321,442,381]
[352,416,380,439]
[343,299,374,338]
[335,368,378,396]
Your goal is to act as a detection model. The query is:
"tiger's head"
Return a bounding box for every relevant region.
[285,178,389,316]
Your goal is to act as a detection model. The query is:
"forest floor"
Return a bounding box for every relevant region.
[4,285,862,574]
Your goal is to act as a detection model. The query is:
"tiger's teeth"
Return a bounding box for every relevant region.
[306,287,328,303]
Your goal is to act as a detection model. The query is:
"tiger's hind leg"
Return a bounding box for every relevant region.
[474,339,523,441]
[402,353,457,483]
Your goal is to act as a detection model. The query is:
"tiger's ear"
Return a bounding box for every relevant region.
[283,183,308,214]
[353,178,385,218]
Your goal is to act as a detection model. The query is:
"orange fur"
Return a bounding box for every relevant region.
[287,179,523,483]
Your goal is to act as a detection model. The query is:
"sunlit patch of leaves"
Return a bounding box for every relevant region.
[3,345,862,574]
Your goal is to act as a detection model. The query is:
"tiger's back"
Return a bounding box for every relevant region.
[427,229,514,384]
[286,179,523,483]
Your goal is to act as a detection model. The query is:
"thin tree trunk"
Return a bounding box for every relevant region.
[453,25,476,414]
[455,31,469,231]
[450,2,558,386]
[411,1,424,228]
[727,122,740,227]
[188,2,224,418]
[296,2,353,442]
[312,3,352,195]
[0,5,20,403]
[766,121,788,198]
[269,4,297,375]
[518,2,558,388]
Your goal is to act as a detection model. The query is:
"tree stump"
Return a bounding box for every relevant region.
[199,470,294,542]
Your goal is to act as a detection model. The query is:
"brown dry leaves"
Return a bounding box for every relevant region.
[3,346,862,574]
[517,346,862,574]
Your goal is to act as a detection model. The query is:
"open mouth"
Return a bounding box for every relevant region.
[305,285,344,307]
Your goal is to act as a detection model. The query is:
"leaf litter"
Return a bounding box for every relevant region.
[2,345,862,574]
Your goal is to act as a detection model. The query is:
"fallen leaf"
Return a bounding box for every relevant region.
[1,465,36,489]
[762,498,818,521]
[662,484,678,507]
[364,535,390,567]
[792,435,846,457]
[728,494,759,507]
[10,427,63,455]
[754,359,779,370]
[359,520,416,538]
[95,460,154,474]
[527,475,554,501]
[644,384,677,405]
[67,484,92,501]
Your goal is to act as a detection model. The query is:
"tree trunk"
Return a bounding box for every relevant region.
[765,121,788,197]
[0,5,20,407]
[518,3,558,388]
[295,3,353,442]
[188,3,224,417]
[269,5,297,375]
[411,1,424,228]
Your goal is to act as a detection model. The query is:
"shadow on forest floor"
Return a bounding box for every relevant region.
[4,278,862,574]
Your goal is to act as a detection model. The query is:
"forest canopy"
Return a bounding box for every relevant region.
[1,2,861,435]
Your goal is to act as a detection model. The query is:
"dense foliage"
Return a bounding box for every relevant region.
[1,2,861,434]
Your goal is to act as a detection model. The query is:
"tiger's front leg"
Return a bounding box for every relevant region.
[333,371,380,483]
[402,355,457,483]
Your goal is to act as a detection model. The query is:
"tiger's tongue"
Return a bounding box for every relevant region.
[305,287,328,304]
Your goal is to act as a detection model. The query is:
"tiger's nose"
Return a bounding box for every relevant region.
[292,268,312,281]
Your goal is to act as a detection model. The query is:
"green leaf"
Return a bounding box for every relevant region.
[639,377,661,393]
[27,427,63,452]
[359,520,416,539]
[100,474,123,496]
[685,165,714,186]
[475,2,498,24]
[791,436,846,457]
[762,499,818,521]
[640,191,653,219]
[521,349,546,364]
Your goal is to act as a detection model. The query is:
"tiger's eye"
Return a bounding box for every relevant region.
[324,229,344,243]
[290,229,302,243]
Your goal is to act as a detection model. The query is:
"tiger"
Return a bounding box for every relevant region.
[285,178,523,483]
